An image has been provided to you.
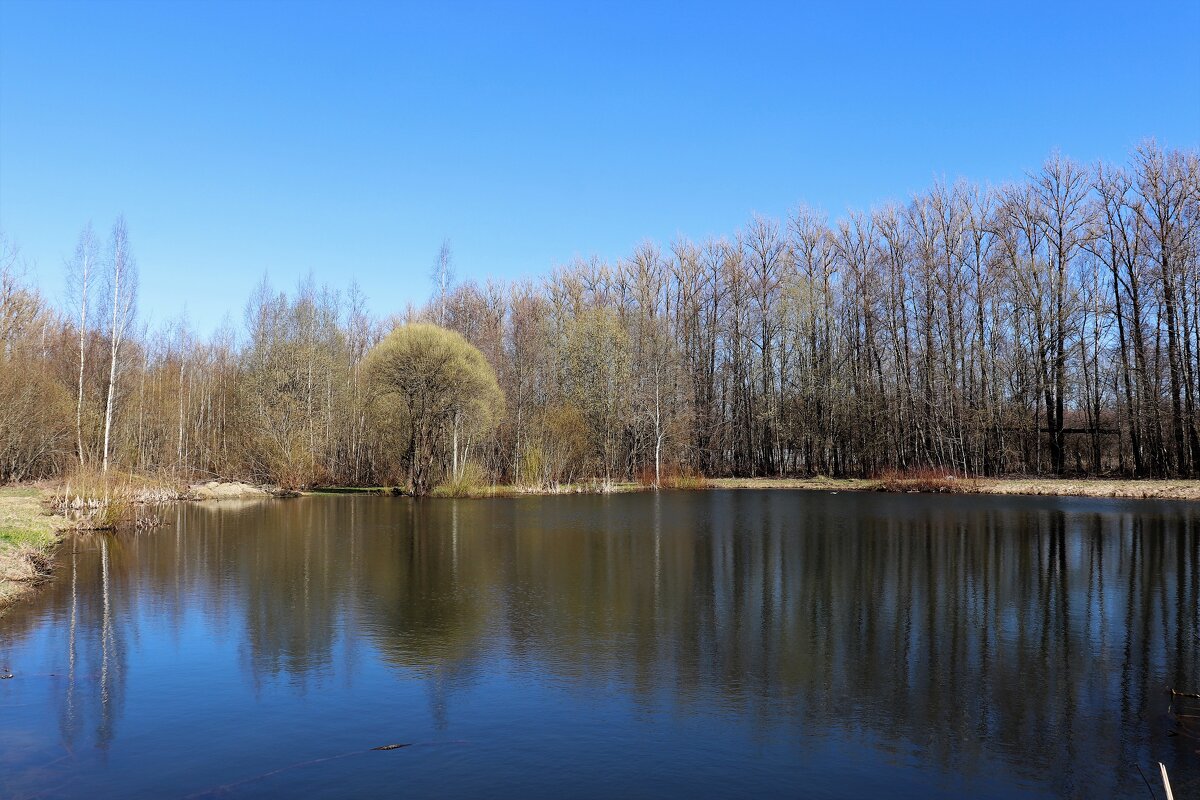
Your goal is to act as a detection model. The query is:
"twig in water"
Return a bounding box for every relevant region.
[1134,762,1159,800]
[185,749,367,798]
[184,741,461,798]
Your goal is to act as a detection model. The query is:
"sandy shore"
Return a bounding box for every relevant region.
[188,480,274,500]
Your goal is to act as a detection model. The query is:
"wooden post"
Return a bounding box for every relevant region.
[1159,762,1174,800]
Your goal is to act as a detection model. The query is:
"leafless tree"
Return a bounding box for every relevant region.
[66,223,98,466]
[431,239,455,326]
[101,217,137,472]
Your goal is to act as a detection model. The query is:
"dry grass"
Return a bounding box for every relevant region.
[709,475,1200,500]
[431,462,489,498]
[50,467,185,529]
[970,477,1200,500]
[426,479,645,498]
[315,474,1200,501]
[874,468,976,494]
[188,480,271,500]
[661,473,710,490]
[637,465,711,490]
[707,476,879,492]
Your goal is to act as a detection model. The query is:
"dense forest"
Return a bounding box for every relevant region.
[1,142,1198,488]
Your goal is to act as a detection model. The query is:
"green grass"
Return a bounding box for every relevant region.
[0,486,41,499]
[0,526,56,549]
[0,489,60,549]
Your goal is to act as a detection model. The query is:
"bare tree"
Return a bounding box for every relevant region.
[431,239,455,326]
[66,223,98,466]
[101,217,137,472]
[1033,154,1091,475]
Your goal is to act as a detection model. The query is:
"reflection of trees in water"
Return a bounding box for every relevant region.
[359,500,489,728]
[482,493,1200,797]
[2,493,1196,796]
[0,534,132,755]
[94,536,122,750]
[231,500,354,687]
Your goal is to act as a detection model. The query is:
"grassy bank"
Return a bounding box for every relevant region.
[0,487,67,611]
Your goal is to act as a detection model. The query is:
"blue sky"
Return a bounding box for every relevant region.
[2,0,1198,332]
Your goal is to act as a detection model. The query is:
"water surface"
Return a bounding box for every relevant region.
[2,491,1197,798]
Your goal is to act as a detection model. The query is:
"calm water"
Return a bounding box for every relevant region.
[1,491,1197,799]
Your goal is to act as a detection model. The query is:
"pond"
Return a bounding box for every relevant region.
[1,491,1197,798]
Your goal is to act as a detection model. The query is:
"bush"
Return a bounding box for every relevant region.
[662,469,709,490]
[637,464,710,490]
[0,354,73,483]
[431,461,489,498]
[874,467,971,493]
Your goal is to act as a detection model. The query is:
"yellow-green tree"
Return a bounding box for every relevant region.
[561,308,632,483]
[365,323,502,495]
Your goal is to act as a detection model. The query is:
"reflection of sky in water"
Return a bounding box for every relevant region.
[1,491,1197,799]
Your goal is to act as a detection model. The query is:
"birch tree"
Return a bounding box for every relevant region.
[431,239,454,326]
[101,217,137,472]
[66,222,98,466]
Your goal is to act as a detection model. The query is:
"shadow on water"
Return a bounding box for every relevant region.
[0,491,1197,798]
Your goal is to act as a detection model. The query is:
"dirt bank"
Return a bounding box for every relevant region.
[0,488,68,613]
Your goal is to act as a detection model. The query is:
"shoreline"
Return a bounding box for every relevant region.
[0,479,283,614]
[308,475,1200,501]
[705,476,1200,500]
[5,474,1200,615]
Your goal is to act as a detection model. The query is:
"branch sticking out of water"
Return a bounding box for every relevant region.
[1159,762,1174,800]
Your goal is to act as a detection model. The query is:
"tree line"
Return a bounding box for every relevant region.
[1,141,1198,488]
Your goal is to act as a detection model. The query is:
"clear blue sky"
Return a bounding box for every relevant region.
[2,0,1198,332]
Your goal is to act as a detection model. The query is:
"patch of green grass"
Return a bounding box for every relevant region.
[0,492,60,548]
[0,486,41,499]
[0,526,55,549]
